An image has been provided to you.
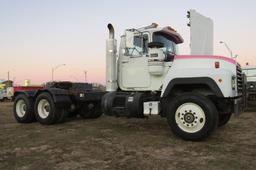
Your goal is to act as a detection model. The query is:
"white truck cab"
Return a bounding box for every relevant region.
[118,24,183,91]
[102,10,246,141]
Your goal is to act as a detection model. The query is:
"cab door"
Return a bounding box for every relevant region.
[120,34,150,89]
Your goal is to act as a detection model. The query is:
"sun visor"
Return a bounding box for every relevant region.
[155,27,184,44]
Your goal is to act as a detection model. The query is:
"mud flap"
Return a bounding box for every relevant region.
[234,98,244,115]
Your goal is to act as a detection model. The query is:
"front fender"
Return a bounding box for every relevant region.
[161,68,235,97]
[162,77,224,98]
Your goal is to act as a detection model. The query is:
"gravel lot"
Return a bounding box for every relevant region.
[0,102,256,170]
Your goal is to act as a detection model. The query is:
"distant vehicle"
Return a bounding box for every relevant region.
[0,81,13,102]
[0,89,7,101]
[242,67,256,101]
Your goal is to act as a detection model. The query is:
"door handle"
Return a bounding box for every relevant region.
[122,61,129,63]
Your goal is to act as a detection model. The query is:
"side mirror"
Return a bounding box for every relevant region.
[233,54,238,59]
[125,31,134,48]
[148,42,164,48]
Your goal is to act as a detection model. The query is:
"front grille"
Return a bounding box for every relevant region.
[236,64,243,94]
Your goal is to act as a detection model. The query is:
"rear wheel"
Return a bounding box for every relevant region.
[13,94,35,123]
[166,93,218,141]
[35,92,67,125]
[218,113,232,127]
[79,102,102,119]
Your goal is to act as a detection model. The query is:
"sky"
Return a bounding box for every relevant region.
[0,0,255,85]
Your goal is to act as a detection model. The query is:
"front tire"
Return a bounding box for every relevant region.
[166,93,218,141]
[13,94,35,123]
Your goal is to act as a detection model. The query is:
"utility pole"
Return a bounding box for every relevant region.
[84,71,87,83]
[51,64,66,81]
[7,71,10,81]
[219,41,233,58]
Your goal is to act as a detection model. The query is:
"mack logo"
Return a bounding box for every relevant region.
[150,53,158,58]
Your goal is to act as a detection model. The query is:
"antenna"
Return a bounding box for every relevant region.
[7,71,10,81]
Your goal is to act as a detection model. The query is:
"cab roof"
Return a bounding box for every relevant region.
[154,27,184,44]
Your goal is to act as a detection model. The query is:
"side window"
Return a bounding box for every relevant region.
[127,34,148,56]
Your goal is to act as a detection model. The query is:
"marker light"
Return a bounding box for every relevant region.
[215,61,220,68]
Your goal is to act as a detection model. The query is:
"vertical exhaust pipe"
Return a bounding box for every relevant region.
[108,24,115,39]
[106,23,117,91]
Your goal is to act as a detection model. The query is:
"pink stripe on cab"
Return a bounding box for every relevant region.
[175,55,237,65]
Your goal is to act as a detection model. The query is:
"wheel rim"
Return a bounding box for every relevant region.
[37,99,50,119]
[16,99,27,118]
[175,102,206,133]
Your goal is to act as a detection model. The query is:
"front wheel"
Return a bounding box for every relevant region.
[166,93,219,141]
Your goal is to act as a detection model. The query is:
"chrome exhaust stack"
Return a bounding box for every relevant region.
[106,23,117,91]
[107,24,115,39]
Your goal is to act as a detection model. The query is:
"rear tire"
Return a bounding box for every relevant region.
[218,113,232,127]
[79,102,102,119]
[166,93,218,141]
[35,92,67,125]
[13,94,35,123]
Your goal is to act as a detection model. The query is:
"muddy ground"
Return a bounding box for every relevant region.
[0,102,256,170]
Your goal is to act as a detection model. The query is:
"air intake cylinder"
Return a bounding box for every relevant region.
[106,24,117,91]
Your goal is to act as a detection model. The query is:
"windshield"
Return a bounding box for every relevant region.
[153,33,176,54]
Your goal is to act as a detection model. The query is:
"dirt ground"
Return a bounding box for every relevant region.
[0,102,256,170]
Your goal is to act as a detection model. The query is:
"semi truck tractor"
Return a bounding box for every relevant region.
[242,66,256,101]
[13,10,246,141]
